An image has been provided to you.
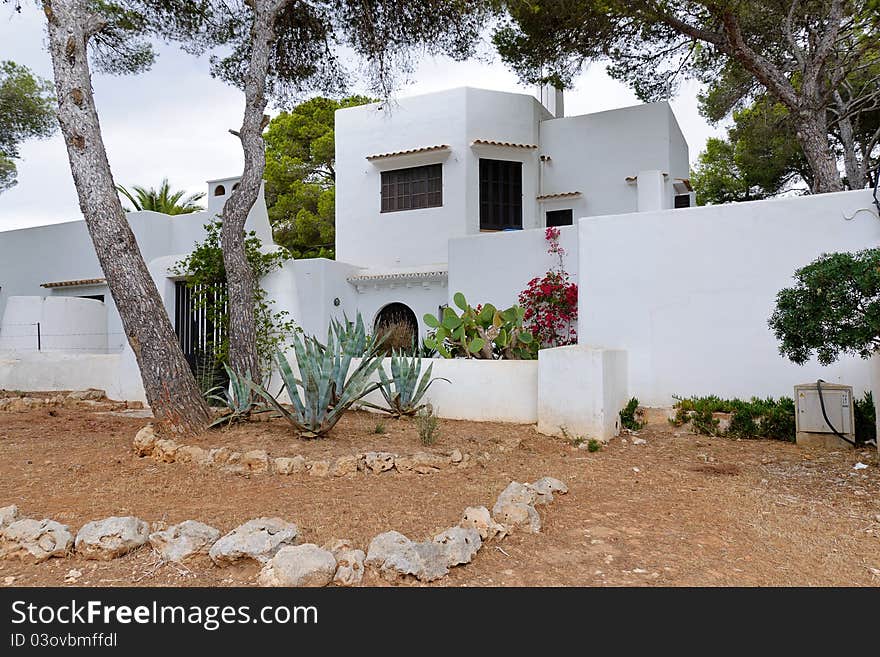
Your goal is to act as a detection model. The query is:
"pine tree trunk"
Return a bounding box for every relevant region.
[794,111,844,193]
[42,0,210,435]
[220,0,284,385]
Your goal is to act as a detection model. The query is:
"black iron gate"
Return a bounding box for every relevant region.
[174,281,228,391]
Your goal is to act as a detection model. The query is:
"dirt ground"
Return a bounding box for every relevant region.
[0,403,878,587]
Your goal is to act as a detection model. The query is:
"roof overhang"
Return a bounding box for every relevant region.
[471,139,538,150]
[365,145,451,161]
[40,278,106,289]
[347,267,448,293]
[536,191,582,202]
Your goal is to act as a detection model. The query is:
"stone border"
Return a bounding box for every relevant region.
[0,476,568,586]
[0,389,144,413]
[133,424,491,478]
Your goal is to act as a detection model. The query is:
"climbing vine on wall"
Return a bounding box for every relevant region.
[171,219,297,378]
[518,227,578,347]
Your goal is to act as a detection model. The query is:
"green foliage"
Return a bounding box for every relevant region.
[117,178,205,214]
[171,219,296,375]
[0,60,56,193]
[769,249,880,366]
[854,391,876,445]
[264,96,374,258]
[423,292,536,360]
[492,1,879,190]
[205,364,264,428]
[373,422,387,435]
[619,397,644,431]
[671,395,796,441]
[692,98,808,204]
[414,403,440,446]
[587,439,601,453]
[362,354,449,418]
[251,314,384,439]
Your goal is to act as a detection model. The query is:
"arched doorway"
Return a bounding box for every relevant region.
[374,302,418,353]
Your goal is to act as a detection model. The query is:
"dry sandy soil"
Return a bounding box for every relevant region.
[0,402,878,587]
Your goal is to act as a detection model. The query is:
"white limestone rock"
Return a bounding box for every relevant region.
[149,520,220,562]
[274,455,306,475]
[528,476,568,505]
[363,452,396,474]
[75,516,150,560]
[459,506,506,541]
[133,424,159,457]
[257,544,337,587]
[365,531,448,582]
[433,526,482,566]
[209,517,299,566]
[0,518,73,563]
[0,504,18,529]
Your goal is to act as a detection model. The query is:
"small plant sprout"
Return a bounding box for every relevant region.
[414,404,440,446]
[373,422,387,435]
[205,364,265,428]
[560,426,586,448]
[587,439,602,453]
[619,397,644,431]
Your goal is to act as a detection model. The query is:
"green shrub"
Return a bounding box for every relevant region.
[587,439,601,452]
[373,422,386,435]
[619,397,644,431]
[361,353,448,418]
[414,404,440,446]
[854,391,876,444]
[671,395,796,441]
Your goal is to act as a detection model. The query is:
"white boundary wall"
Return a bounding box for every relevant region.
[578,189,880,406]
[0,351,144,401]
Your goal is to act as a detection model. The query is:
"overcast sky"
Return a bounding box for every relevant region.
[0,6,725,231]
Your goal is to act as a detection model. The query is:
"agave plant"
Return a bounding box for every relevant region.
[205,364,263,428]
[363,353,448,418]
[252,313,385,438]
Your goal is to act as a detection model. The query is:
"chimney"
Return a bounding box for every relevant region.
[539,84,564,118]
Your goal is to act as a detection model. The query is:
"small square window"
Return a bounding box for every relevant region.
[546,209,573,227]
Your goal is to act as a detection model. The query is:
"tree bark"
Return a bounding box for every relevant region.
[42,0,210,435]
[793,110,844,193]
[220,0,287,385]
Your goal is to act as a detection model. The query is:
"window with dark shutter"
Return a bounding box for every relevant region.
[674,194,691,208]
[546,209,573,227]
[479,159,522,230]
[380,164,442,213]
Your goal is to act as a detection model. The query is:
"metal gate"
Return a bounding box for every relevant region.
[174,281,228,390]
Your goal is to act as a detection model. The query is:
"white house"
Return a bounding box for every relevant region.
[3,83,875,438]
[267,86,693,341]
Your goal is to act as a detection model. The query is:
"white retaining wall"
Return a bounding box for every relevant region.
[448,224,577,309]
[577,189,880,406]
[0,296,108,352]
[0,351,144,400]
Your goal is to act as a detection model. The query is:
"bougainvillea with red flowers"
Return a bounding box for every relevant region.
[518,227,578,347]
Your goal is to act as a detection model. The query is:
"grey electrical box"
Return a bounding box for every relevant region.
[794,382,855,448]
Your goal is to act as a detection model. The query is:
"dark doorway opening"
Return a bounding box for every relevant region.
[374,302,419,354]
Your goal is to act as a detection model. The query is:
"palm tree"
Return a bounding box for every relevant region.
[117,178,205,215]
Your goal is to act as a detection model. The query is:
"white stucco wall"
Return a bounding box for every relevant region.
[334,88,688,272]
[538,102,688,219]
[0,177,273,349]
[578,189,880,406]
[0,351,138,400]
[0,296,107,352]
[537,345,628,441]
[354,357,539,423]
[448,224,577,309]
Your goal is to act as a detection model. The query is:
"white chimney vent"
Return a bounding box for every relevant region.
[539,84,564,118]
